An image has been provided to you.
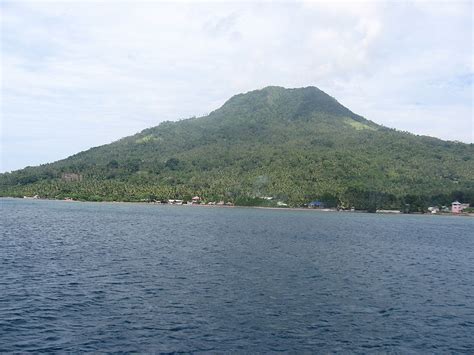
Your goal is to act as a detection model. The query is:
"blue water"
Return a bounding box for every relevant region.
[1,198,473,352]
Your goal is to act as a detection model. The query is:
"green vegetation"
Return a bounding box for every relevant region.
[1,86,473,212]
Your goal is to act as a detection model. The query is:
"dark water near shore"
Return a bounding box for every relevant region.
[1,198,473,352]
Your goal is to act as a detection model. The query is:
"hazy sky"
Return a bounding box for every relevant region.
[1,0,473,172]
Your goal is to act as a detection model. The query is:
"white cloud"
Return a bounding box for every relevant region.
[1,0,472,172]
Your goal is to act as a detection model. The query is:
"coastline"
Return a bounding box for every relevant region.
[2,196,473,217]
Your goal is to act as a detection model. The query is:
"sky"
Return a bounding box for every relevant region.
[1,0,473,172]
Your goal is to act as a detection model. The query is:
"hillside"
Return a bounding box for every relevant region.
[1,86,473,211]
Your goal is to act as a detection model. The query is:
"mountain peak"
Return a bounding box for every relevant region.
[213,85,371,125]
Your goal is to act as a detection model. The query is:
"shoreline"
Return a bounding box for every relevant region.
[2,196,473,217]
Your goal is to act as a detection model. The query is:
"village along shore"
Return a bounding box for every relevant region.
[11,196,474,217]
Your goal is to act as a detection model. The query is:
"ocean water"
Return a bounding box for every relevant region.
[1,198,473,352]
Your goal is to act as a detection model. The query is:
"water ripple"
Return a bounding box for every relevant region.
[1,198,473,352]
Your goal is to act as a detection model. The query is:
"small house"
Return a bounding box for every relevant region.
[191,196,201,204]
[451,201,465,213]
[308,200,325,209]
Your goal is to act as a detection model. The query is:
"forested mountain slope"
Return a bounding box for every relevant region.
[1,86,473,210]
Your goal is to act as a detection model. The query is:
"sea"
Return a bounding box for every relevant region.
[1,198,473,352]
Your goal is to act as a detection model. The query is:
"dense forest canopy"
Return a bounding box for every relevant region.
[1,86,473,211]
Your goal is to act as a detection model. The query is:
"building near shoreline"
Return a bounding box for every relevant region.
[308,201,325,209]
[451,201,470,213]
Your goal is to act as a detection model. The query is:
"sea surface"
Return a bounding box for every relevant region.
[1,198,473,352]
